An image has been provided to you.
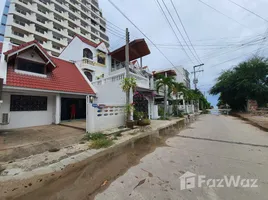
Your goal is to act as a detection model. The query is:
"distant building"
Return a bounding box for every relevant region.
[0,0,109,56]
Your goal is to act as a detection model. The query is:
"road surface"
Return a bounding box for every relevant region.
[95,114,268,200]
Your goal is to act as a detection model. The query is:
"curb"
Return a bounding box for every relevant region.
[231,113,268,132]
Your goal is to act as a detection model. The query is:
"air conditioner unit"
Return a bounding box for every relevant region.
[1,113,10,125]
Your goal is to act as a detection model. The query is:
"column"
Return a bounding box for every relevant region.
[86,96,95,133]
[55,94,61,124]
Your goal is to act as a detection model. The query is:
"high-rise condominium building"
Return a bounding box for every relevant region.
[0,0,109,56]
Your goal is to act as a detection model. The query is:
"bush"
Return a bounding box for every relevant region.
[158,107,164,117]
[139,119,151,126]
[83,132,106,141]
[89,138,114,149]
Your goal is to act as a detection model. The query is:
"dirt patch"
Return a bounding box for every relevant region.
[0,125,84,162]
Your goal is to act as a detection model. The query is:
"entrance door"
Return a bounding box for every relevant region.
[133,92,149,118]
[61,98,86,121]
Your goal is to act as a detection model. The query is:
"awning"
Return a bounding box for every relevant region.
[153,69,177,77]
[109,39,151,62]
[136,87,155,93]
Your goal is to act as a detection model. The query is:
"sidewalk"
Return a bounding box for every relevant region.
[233,113,268,131]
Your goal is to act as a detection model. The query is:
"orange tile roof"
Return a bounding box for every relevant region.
[4,41,95,95]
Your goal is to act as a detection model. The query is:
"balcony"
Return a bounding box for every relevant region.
[92,71,151,91]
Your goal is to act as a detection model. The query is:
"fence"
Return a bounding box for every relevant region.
[86,103,125,132]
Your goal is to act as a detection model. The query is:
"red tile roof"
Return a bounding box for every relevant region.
[4,41,95,95]
[4,40,52,64]
[75,34,98,48]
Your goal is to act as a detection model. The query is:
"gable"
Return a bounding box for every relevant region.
[17,48,46,64]
[96,42,108,54]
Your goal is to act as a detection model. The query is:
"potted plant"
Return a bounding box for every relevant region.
[134,111,144,125]
[125,103,135,128]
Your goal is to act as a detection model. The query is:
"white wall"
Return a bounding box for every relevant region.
[94,80,126,104]
[87,103,125,132]
[0,92,55,129]
[59,37,110,78]
[0,41,13,84]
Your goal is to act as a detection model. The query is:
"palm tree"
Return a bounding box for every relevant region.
[156,75,176,119]
[170,82,187,115]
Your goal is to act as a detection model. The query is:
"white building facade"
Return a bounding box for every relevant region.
[0,0,109,56]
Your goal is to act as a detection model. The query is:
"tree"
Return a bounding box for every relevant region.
[121,77,137,120]
[210,56,268,111]
[170,82,187,116]
[156,74,176,118]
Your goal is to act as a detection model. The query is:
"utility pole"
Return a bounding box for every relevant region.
[125,28,130,78]
[192,64,204,90]
[125,28,130,120]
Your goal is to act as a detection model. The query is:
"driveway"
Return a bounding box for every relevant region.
[0,125,85,161]
[95,114,268,200]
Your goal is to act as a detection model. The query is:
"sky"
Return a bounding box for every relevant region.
[1,0,268,106]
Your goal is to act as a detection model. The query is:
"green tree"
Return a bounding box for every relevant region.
[156,75,176,118]
[210,57,268,110]
[170,82,187,116]
[121,77,137,120]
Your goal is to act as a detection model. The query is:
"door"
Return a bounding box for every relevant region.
[61,98,86,120]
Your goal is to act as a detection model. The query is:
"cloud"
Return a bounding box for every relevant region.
[99,0,268,106]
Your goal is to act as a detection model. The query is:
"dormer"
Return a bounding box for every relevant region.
[4,41,56,78]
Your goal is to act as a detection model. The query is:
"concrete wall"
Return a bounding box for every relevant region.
[87,103,125,132]
[0,92,55,129]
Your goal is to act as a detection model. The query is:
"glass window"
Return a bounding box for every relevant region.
[17,58,45,74]
[97,54,105,65]
[10,95,47,111]
[83,48,93,59]
[84,71,92,82]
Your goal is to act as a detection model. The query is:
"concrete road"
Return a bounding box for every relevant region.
[95,114,268,200]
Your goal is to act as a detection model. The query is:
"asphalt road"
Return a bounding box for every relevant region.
[95,114,268,200]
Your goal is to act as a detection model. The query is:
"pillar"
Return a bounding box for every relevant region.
[86,96,95,133]
[55,94,61,124]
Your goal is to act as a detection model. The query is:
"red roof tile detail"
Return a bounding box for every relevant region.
[6,57,95,95]
[75,34,98,48]
[4,40,52,61]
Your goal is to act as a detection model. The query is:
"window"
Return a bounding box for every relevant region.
[97,54,105,65]
[10,95,47,111]
[84,71,92,82]
[83,48,93,59]
[17,58,45,74]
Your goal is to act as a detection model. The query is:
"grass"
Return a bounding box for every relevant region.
[82,132,106,141]
[89,138,114,149]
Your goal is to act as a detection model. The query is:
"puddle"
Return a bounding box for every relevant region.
[13,126,182,200]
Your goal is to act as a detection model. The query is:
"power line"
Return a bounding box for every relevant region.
[227,0,268,23]
[170,0,202,63]
[197,0,249,30]
[106,29,126,39]
[154,0,195,65]
[160,0,201,64]
[107,0,176,67]
[209,46,268,68]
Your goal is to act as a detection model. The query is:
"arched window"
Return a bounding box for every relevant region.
[84,71,93,82]
[83,48,93,59]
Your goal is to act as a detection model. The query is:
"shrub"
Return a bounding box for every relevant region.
[158,107,164,117]
[89,138,114,149]
[82,132,105,141]
[139,119,151,126]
